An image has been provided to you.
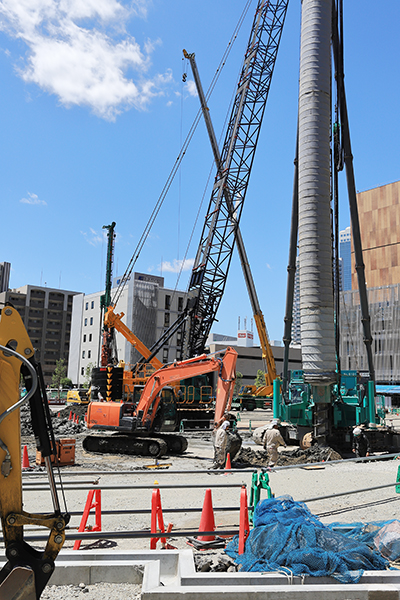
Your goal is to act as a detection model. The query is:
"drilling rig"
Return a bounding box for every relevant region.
[274,0,395,453]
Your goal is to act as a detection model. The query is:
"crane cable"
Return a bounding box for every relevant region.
[111,0,253,309]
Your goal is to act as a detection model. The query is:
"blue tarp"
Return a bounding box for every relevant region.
[226,496,388,583]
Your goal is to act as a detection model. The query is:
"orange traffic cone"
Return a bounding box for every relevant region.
[225,453,231,470]
[197,488,216,542]
[22,445,30,470]
[68,411,73,421]
[57,412,61,418]
[186,488,225,549]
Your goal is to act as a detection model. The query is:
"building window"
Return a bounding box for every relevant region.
[165,295,171,310]
[90,317,93,325]
[176,349,182,360]
[81,367,84,376]
[83,334,86,343]
[164,312,170,327]
[163,348,168,363]
[178,297,184,312]
[88,350,91,359]
[82,350,85,359]
[89,333,92,342]
[91,301,94,309]
[85,302,88,310]
[84,318,87,326]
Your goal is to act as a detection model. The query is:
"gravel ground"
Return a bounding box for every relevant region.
[41,583,141,599]
[12,409,400,598]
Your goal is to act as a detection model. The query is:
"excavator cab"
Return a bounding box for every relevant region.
[152,388,178,432]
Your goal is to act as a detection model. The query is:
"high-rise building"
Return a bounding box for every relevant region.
[0,285,80,385]
[0,262,10,293]
[68,272,187,385]
[339,226,351,291]
[352,180,400,288]
[340,180,400,384]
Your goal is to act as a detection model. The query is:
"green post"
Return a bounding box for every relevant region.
[367,380,376,427]
[249,420,252,433]
[273,378,280,420]
[396,465,400,494]
[249,469,273,523]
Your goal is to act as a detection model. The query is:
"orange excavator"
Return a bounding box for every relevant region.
[83,346,238,457]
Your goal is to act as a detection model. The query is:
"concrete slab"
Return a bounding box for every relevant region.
[2,548,400,598]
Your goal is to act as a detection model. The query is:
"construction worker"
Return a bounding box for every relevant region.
[213,413,230,469]
[264,420,286,467]
[352,427,370,458]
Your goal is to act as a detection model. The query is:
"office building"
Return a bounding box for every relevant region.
[68,272,187,385]
[0,262,10,293]
[207,339,302,388]
[340,226,351,291]
[352,180,400,289]
[0,284,80,385]
[340,180,400,385]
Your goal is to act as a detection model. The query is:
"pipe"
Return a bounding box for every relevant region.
[298,0,336,385]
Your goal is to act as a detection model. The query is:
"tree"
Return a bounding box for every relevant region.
[83,362,95,388]
[60,377,73,389]
[52,359,67,397]
[233,372,243,396]
[254,369,266,388]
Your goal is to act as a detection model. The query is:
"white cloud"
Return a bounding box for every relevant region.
[81,227,106,246]
[266,263,272,270]
[159,258,194,273]
[20,191,47,205]
[184,79,197,97]
[0,0,172,120]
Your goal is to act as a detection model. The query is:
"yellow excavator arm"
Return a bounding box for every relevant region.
[0,306,69,599]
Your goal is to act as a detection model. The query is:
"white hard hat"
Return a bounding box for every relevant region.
[353,427,362,436]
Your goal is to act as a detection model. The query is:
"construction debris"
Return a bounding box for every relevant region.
[234,445,342,467]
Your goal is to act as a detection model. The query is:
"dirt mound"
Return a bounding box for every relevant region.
[234,446,269,467]
[277,445,342,465]
[234,445,342,467]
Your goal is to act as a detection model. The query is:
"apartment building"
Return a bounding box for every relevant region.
[68,272,187,385]
[0,285,80,385]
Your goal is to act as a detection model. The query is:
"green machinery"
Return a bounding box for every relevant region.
[273,371,388,451]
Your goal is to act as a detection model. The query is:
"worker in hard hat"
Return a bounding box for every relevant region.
[352,427,370,458]
[213,413,230,469]
[263,420,286,467]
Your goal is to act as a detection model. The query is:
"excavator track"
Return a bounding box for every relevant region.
[83,434,168,458]
[82,433,188,458]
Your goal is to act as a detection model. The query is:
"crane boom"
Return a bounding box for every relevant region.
[183,0,288,358]
[183,48,277,387]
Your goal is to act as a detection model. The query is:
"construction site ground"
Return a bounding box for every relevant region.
[11,408,400,598]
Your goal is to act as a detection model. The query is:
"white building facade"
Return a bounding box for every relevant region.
[68,272,187,385]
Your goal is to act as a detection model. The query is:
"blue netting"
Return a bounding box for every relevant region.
[225,496,388,583]
[328,521,395,546]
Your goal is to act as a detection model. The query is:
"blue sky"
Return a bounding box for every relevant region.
[1,0,399,343]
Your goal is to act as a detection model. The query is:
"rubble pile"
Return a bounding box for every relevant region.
[194,551,238,572]
[20,401,87,437]
[235,445,342,467]
[277,445,342,465]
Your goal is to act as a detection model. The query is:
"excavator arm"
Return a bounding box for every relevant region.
[135,347,238,428]
[0,306,69,599]
[104,306,163,371]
